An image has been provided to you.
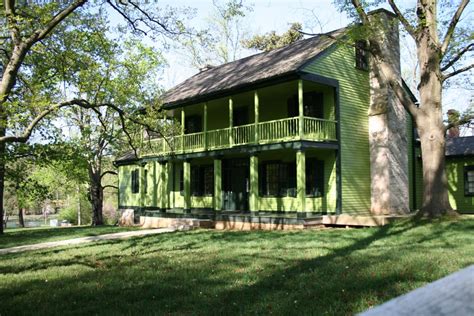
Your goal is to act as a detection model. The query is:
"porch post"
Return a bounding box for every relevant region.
[229,97,233,147]
[160,162,168,209]
[298,79,304,139]
[296,150,306,214]
[140,164,146,208]
[214,159,222,211]
[254,91,259,143]
[152,162,158,207]
[250,154,259,212]
[183,160,191,212]
[203,102,208,150]
[181,109,185,152]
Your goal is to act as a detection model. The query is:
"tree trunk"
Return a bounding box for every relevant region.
[416,109,455,217]
[415,18,455,217]
[89,166,104,226]
[18,208,25,228]
[0,124,5,234]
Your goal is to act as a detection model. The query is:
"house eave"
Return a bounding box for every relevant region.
[162,71,300,110]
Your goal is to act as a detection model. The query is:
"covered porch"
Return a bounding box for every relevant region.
[142,146,339,217]
[141,77,339,157]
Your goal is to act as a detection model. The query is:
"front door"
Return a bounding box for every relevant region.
[222,158,249,211]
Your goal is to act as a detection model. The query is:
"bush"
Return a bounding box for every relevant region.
[58,203,92,226]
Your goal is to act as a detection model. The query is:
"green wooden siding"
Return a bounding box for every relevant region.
[416,156,474,213]
[303,44,371,214]
[118,164,142,207]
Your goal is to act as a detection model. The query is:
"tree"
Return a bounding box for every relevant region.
[335,0,473,217]
[242,22,304,51]
[0,0,188,233]
[53,11,164,225]
[178,0,253,68]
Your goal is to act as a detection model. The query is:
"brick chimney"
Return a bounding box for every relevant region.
[367,9,410,215]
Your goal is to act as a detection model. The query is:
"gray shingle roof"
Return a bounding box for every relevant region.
[115,151,138,164]
[162,27,347,107]
[446,136,474,156]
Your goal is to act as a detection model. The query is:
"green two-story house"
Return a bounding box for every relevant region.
[118,9,466,227]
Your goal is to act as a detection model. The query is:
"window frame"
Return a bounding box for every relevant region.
[185,115,202,134]
[259,161,296,198]
[465,166,474,197]
[191,164,214,197]
[306,158,325,197]
[131,169,140,194]
[355,40,369,71]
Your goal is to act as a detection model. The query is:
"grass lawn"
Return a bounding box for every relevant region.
[0,225,138,249]
[0,218,473,315]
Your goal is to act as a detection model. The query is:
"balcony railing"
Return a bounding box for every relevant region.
[141,117,337,157]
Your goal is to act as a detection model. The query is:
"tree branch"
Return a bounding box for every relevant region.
[350,0,370,25]
[445,115,473,131]
[102,184,118,190]
[100,170,117,180]
[25,0,88,46]
[105,0,148,36]
[4,0,20,45]
[443,63,474,81]
[128,0,183,35]
[441,43,474,71]
[440,0,470,57]
[387,0,417,39]
[0,99,93,143]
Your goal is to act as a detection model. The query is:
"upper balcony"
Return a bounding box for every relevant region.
[141,79,338,158]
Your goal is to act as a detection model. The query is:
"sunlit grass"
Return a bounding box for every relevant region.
[0,225,138,249]
[1,218,473,315]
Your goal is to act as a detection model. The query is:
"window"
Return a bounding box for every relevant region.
[131,169,139,194]
[287,92,324,118]
[355,40,369,71]
[144,169,148,194]
[179,169,184,194]
[234,106,249,126]
[306,159,324,197]
[185,115,202,134]
[259,161,296,197]
[191,165,214,196]
[465,166,474,196]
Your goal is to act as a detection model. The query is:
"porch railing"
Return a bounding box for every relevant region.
[141,116,337,157]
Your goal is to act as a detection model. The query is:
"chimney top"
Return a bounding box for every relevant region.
[367,8,397,18]
[199,64,215,72]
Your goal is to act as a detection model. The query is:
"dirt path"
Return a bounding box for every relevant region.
[0,228,176,255]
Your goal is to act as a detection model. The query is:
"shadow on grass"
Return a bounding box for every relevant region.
[0,225,136,249]
[1,219,473,315]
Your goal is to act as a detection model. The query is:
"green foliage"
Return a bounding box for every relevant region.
[0,219,473,314]
[178,0,254,67]
[242,22,304,52]
[58,202,91,226]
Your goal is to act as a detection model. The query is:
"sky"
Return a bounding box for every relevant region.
[155,0,351,88]
[106,0,472,125]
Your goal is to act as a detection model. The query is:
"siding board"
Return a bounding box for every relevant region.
[303,44,371,214]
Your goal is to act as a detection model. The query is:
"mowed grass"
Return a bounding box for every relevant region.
[1,218,473,315]
[0,225,138,249]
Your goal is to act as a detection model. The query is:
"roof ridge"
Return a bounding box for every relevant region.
[163,26,348,106]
